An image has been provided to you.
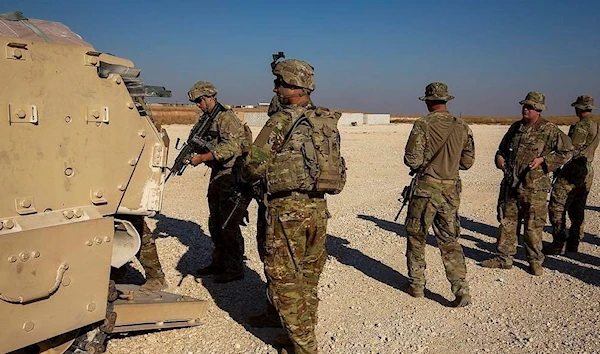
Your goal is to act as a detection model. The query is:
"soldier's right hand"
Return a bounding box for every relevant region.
[495,154,506,171]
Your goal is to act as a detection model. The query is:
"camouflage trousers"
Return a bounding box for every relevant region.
[404,177,469,296]
[496,188,547,265]
[548,169,594,247]
[207,174,246,273]
[264,194,328,354]
[114,215,165,280]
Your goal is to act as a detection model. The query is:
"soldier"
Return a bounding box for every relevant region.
[112,215,168,291]
[403,82,475,308]
[112,97,168,292]
[242,59,337,354]
[545,95,599,255]
[482,91,572,275]
[188,81,250,283]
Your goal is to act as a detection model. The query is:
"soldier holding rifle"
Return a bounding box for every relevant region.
[403,82,475,307]
[482,92,572,275]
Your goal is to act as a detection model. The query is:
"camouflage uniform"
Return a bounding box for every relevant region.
[111,97,167,291]
[483,92,572,272]
[244,60,329,354]
[113,214,166,285]
[404,82,475,305]
[546,96,599,254]
[188,81,250,281]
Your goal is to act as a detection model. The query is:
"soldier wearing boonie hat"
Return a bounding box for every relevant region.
[482,91,573,275]
[545,95,599,255]
[404,82,474,308]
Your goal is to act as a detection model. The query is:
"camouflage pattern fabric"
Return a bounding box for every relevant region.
[115,214,165,280]
[418,82,455,102]
[403,108,474,296]
[548,115,599,248]
[571,95,596,110]
[202,104,249,272]
[496,190,548,264]
[404,110,475,180]
[188,80,218,102]
[245,97,331,354]
[548,170,593,248]
[203,107,248,179]
[272,59,315,91]
[496,118,572,191]
[405,178,469,295]
[519,91,547,111]
[207,174,246,273]
[264,195,328,354]
[495,118,573,263]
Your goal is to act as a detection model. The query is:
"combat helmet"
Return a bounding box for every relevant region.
[188,81,218,102]
[272,59,315,91]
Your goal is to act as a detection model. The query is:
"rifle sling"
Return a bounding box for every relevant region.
[416,117,459,177]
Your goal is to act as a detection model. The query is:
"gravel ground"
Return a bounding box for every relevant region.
[106,124,600,354]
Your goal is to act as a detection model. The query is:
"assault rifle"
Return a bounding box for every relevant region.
[164,103,225,182]
[394,170,419,222]
[496,147,514,222]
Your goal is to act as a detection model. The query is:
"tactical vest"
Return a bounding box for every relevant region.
[267,107,347,195]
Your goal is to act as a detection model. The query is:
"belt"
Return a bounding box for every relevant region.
[420,175,458,185]
[267,191,326,201]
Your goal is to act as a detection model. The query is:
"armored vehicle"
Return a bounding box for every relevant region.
[0,11,206,353]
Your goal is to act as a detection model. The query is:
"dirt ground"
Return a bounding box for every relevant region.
[106,124,600,354]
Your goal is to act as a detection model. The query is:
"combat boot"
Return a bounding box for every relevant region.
[543,242,565,255]
[214,268,244,283]
[452,290,472,307]
[247,307,282,328]
[481,257,513,269]
[405,283,424,298]
[140,277,168,292]
[529,263,543,276]
[196,263,225,276]
[566,240,580,253]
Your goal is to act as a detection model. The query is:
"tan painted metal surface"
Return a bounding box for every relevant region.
[0,13,192,354]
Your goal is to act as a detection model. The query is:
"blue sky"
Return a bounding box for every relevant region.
[3,1,599,116]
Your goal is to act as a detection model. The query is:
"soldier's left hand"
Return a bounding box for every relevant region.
[529,157,544,170]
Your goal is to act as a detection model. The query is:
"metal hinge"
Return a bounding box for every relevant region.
[8,104,38,124]
[6,42,27,61]
[86,106,109,124]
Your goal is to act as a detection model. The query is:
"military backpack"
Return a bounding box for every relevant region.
[267,107,347,195]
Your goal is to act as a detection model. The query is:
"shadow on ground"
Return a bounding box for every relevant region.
[358,213,600,287]
[151,213,279,345]
[326,232,452,307]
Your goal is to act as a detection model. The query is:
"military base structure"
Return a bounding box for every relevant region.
[240,111,390,126]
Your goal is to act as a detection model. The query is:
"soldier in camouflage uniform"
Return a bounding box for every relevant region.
[482,92,572,275]
[188,81,250,283]
[112,214,167,291]
[404,82,475,307]
[112,96,168,292]
[545,95,599,255]
[243,59,332,354]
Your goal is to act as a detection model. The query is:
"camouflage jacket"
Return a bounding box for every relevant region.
[558,115,599,182]
[244,100,316,181]
[497,118,572,191]
[202,105,247,179]
[404,110,475,180]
